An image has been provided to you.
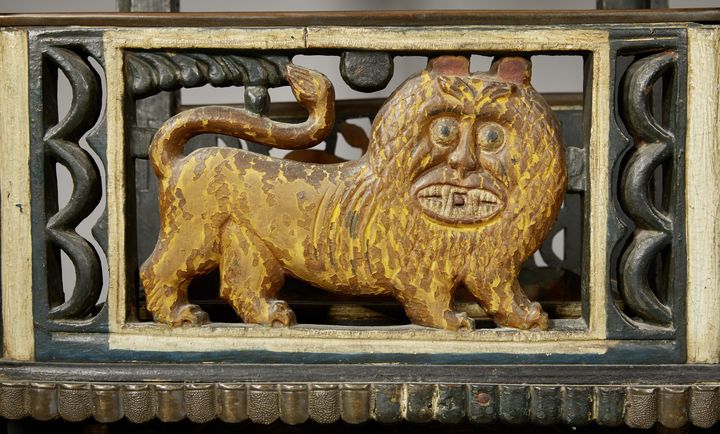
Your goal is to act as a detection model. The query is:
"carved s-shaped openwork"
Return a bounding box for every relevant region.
[44,47,103,320]
[618,51,678,326]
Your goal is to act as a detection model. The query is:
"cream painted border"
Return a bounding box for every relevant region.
[106,27,610,353]
[114,323,610,355]
[306,26,606,51]
[686,27,720,364]
[588,45,609,339]
[0,30,34,360]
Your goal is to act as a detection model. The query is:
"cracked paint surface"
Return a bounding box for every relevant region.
[140,56,566,331]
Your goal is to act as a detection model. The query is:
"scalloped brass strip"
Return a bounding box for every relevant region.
[0,381,715,427]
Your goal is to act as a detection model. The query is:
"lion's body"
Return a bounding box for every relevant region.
[141,57,566,330]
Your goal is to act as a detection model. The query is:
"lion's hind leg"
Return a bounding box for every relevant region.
[140,229,219,326]
[219,220,296,327]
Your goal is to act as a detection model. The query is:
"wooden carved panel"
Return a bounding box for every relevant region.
[1,12,719,430]
[28,32,108,325]
[140,56,566,331]
[8,25,694,364]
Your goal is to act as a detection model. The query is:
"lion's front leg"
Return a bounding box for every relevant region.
[394,283,475,331]
[466,276,548,331]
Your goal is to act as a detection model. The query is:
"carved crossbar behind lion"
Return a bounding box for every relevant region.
[140,55,567,331]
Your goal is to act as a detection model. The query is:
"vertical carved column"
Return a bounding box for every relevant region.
[605,28,687,348]
[615,50,681,328]
[42,47,104,320]
[25,31,110,345]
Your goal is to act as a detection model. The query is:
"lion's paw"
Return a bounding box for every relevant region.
[155,303,210,327]
[444,311,476,331]
[268,300,297,327]
[491,302,549,331]
[524,302,549,331]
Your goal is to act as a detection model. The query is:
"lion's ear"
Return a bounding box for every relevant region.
[427,55,470,76]
[490,56,532,86]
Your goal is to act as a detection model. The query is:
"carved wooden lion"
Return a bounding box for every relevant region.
[140,55,566,331]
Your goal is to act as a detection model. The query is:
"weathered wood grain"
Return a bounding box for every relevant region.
[0,30,34,361]
[686,27,720,364]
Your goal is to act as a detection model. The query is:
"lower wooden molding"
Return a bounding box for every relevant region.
[0,380,717,428]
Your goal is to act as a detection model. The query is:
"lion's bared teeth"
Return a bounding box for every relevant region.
[417,184,502,223]
[453,192,465,206]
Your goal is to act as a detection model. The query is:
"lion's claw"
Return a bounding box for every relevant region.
[444,310,476,331]
[525,302,549,331]
[154,303,209,327]
[493,302,549,331]
[268,300,297,327]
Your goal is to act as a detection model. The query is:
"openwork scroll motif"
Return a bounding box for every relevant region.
[29,33,108,323]
[610,43,686,336]
[619,52,678,326]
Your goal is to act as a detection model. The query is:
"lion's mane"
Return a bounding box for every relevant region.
[312,69,566,293]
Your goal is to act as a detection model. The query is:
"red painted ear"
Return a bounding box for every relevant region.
[427,55,470,76]
[490,56,532,85]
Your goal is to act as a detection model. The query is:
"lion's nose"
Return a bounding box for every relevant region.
[448,130,478,177]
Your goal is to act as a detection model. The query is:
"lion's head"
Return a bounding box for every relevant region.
[348,55,566,275]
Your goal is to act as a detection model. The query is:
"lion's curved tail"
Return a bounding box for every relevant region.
[148,64,335,181]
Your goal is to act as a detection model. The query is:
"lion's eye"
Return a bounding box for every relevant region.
[429,117,460,148]
[476,122,505,152]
